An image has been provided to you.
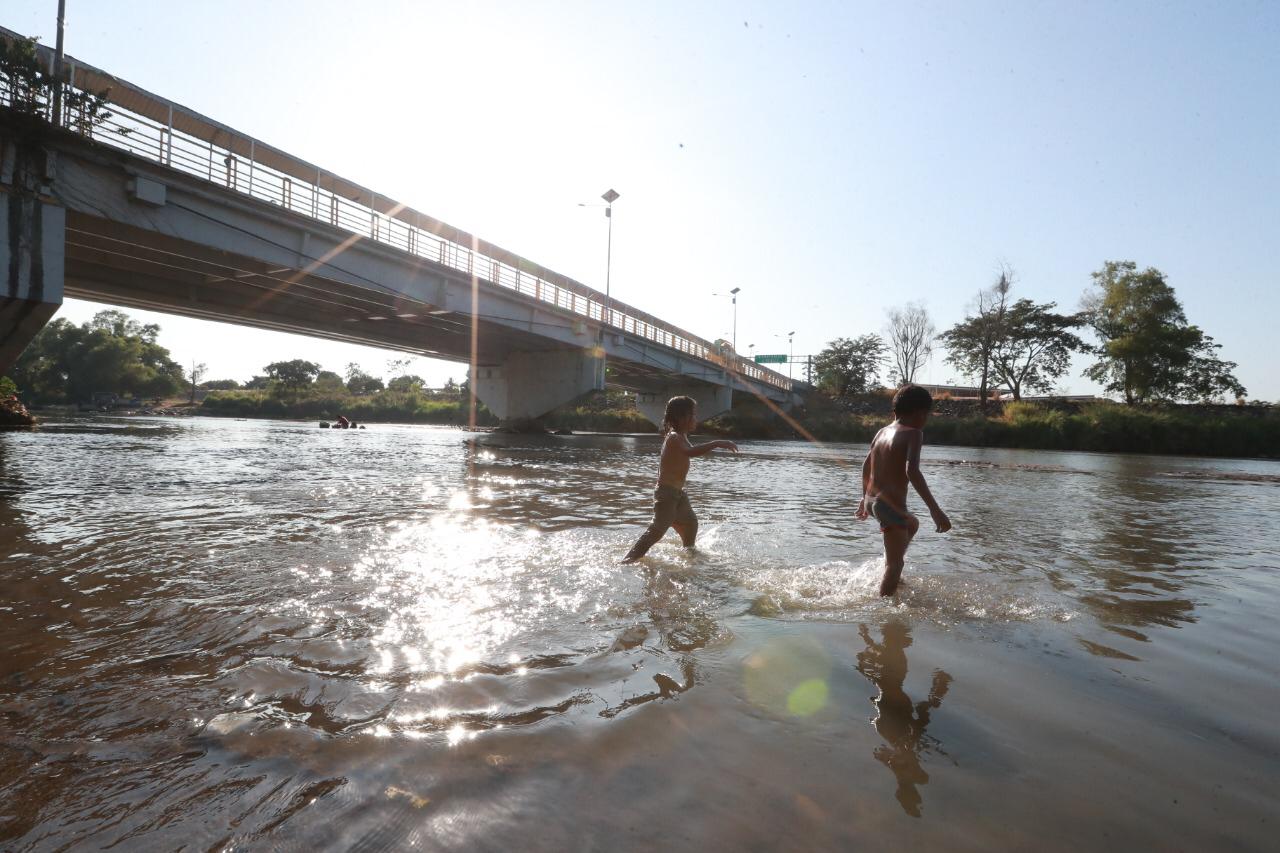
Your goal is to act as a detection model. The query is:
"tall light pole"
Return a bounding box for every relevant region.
[776,330,795,379]
[601,189,619,326]
[713,287,742,351]
[51,0,67,127]
[581,189,619,388]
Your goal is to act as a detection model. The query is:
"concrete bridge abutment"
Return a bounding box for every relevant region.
[635,385,733,429]
[471,348,603,426]
[1,141,64,376]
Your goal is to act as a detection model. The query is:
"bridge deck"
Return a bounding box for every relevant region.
[0,25,790,399]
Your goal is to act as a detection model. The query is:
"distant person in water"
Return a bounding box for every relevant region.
[622,395,737,563]
[856,385,951,596]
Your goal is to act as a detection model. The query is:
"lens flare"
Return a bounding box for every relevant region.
[743,636,832,718]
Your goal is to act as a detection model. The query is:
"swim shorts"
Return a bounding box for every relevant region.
[869,496,911,531]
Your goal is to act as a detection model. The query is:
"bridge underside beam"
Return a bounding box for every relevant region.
[635,384,733,429]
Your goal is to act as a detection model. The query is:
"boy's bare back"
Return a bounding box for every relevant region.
[866,424,920,514]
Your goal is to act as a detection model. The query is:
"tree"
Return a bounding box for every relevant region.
[988,299,1085,400]
[812,334,887,400]
[345,362,384,394]
[89,309,159,343]
[939,268,1012,412]
[314,370,345,393]
[885,302,935,385]
[1083,261,1246,404]
[264,359,320,390]
[189,361,207,404]
[244,375,271,390]
[9,311,184,403]
[200,379,240,391]
[0,35,112,132]
[387,374,425,393]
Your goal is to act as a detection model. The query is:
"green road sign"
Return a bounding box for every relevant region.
[754,354,787,364]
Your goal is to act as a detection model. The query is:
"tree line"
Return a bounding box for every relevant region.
[812,260,1247,407]
[3,310,463,405]
[207,358,464,398]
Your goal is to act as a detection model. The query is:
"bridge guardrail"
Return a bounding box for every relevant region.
[0,31,791,392]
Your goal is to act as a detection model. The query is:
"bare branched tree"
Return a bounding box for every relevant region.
[885,302,936,385]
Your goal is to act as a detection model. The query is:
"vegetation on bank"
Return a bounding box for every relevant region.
[200,386,660,433]
[201,388,498,426]
[708,398,1280,459]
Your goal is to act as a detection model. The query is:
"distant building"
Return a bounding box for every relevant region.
[912,383,1010,400]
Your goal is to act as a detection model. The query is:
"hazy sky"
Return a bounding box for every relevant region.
[9,1,1278,396]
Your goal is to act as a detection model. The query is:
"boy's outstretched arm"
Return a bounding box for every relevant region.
[905,432,951,532]
[677,434,739,457]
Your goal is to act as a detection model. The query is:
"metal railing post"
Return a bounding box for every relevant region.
[165,103,173,165]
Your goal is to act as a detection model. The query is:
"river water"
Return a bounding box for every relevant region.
[1,416,1277,851]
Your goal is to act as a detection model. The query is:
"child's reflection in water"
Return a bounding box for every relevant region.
[856,620,952,817]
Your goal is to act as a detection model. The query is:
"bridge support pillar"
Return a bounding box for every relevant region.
[1,142,65,376]
[472,348,602,425]
[635,385,733,429]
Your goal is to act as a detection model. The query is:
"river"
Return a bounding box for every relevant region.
[2,416,1277,851]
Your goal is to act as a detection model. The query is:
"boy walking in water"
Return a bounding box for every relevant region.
[856,385,951,595]
[623,395,737,562]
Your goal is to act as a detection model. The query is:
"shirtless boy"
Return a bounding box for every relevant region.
[856,385,951,595]
[622,395,738,563]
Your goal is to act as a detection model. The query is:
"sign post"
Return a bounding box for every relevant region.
[754,354,787,364]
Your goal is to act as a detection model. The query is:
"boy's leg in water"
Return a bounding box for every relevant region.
[671,491,698,547]
[623,489,678,562]
[880,514,919,596]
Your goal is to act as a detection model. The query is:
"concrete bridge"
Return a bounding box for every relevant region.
[0,28,794,426]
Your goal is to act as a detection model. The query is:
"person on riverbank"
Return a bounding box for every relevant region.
[622,395,737,563]
[856,385,951,595]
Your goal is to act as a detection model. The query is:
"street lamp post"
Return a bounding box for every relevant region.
[732,286,742,350]
[713,287,742,351]
[776,330,795,379]
[581,189,620,388]
[601,189,619,329]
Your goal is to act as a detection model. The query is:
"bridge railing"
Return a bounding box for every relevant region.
[0,32,791,392]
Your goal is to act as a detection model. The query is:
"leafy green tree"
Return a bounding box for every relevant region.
[988,299,1085,401]
[940,269,1011,411]
[1083,261,1246,404]
[264,359,320,390]
[0,35,112,131]
[0,376,18,398]
[314,370,345,393]
[10,312,184,403]
[345,362,384,395]
[813,334,887,400]
[200,379,240,391]
[244,375,271,390]
[387,374,425,393]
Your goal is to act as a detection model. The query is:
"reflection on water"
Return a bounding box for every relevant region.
[1,417,1279,849]
[855,621,952,817]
